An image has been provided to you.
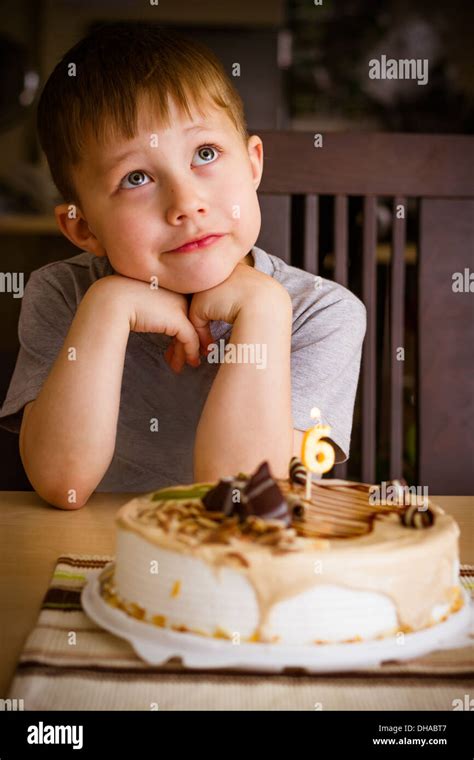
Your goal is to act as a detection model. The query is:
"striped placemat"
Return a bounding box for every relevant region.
[5,555,474,711]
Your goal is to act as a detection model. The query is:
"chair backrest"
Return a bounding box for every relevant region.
[255,131,474,494]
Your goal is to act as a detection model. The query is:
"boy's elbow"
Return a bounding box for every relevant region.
[20,452,94,510]
[26,474,92,510]
[53,492,90,510]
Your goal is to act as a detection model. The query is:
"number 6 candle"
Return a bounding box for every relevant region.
[301,407,336,500]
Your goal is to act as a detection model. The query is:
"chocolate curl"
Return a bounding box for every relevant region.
[243,461,291,526]
[289,456,307,485]
[291,502,306,519]
[401,504,435,529]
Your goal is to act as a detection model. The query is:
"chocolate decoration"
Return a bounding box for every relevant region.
[200,461,291,527]
[202,477,235,515]
[401,504,435,529]
[289,456,307,485]
[243,462,291,526]
[230,479,250,523]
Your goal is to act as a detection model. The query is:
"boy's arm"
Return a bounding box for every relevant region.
[19,278,130,509]
[193,286,293,481]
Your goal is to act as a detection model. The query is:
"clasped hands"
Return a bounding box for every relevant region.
[164,261,279,373]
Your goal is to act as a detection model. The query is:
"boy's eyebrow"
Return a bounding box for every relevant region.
[100,125,218,175]
[184,124,210,132]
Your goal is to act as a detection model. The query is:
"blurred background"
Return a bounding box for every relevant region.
[0,0,472,489]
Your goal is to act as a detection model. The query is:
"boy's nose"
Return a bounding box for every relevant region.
[164,187,209,225]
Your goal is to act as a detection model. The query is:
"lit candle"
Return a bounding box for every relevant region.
[301,407,336,500]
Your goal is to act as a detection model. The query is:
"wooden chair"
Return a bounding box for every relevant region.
[255,131,474,494]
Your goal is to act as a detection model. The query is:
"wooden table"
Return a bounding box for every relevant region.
[1,491,473,699]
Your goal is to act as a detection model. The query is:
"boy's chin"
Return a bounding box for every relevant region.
[166,267,235,294]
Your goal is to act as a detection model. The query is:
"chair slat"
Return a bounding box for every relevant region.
[333,194,349,479]
[257,194,291,263]
[362,196,377,483]
[334,194,348,287]
[304,194,319,275]
[390,196,407,479]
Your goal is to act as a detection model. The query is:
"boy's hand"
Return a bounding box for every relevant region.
[189,261,288,355]
[92,274,211,372]
[166,263,288,372]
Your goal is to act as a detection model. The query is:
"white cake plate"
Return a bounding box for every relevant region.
[82,567,472,674]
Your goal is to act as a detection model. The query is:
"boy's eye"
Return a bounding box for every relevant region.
[192,144,220,166]
[119,170,151,190]
[117,145,220,190]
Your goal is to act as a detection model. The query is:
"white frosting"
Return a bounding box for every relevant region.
[268,585,398,643]
[112,527,461,644]
[430,557,461,624]
[114,531,258,638]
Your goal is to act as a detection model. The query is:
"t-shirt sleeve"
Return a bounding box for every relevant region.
[290,286,366,463]
[0,268,75,433]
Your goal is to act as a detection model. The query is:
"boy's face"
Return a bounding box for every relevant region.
[61,95,263,293]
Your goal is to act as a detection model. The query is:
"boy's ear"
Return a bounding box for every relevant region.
[247,135,264,191]
[54,203,107,257]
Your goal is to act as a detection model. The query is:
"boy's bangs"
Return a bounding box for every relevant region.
[83,78,237,154]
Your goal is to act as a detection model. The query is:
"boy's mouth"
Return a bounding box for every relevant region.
[166,233,226,254]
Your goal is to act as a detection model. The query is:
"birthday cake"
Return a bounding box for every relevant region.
[99,458,464,645]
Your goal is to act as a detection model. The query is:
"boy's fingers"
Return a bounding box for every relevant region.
[165,324,204,370]
[188,307,213,354]
[163,340,175,366]
[172,340,186,372]
[195,324,213,355]
[205,325,214,350]
[175,319,201,366]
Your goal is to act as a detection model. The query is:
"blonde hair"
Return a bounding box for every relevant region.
[37,21,248,205]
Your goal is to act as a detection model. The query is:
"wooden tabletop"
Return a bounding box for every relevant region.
[1,491,473,698]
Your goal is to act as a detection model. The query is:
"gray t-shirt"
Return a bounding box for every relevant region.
[0,245,366,491]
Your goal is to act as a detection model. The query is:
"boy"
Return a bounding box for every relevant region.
[0,22,366,509]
